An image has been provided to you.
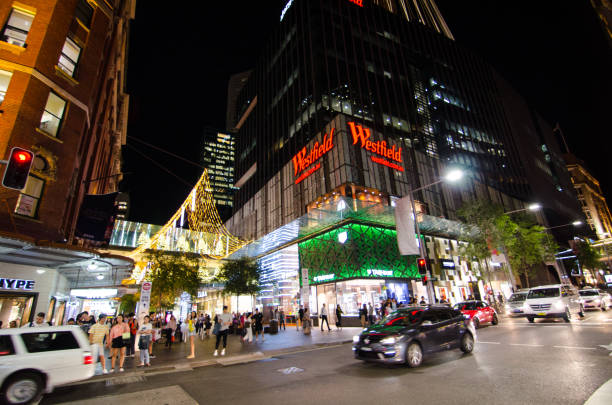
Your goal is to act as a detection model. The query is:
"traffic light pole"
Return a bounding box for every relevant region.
[409,193,436,304]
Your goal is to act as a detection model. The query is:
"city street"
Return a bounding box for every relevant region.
[42,311,612,405]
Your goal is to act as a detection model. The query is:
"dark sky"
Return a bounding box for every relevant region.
[125,1,611,225]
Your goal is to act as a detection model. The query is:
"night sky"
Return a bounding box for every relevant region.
[124,1,611,225]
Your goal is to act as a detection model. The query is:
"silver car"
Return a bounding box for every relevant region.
[505,290,529,317]
[579,288,612,311]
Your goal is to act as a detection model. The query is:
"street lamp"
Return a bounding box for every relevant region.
[543,221,583,230]
[408,168,464,304]
[504,203,541,215]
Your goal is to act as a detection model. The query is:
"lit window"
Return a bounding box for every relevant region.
[0,69,12,104]
[2,8,35,47]
[58,37,81,77]
[75,0,94,28]
[39,92,67,137]
[14,175,44,218]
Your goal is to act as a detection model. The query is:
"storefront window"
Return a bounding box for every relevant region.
[0,294,35,327]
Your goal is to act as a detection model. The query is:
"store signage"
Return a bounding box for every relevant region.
[605,274,612,283]
[0,278,35,291]
[197,290,207,298]
[313,274,335,283]
[280,0,294,21]
[347,122,404,172]
[441,260,456,269]
[367,269,393,277]
[292,129,335,184]
[138,281,152,323]
[70,288,117,298]
[349,0,364,6]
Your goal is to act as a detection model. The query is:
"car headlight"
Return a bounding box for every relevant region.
[594,299,601,304]
[353,335,361,343]
[523,302,530,310]
[553,300,565,310]
[380,336,397,345]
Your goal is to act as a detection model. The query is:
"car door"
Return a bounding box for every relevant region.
[0,334,20,381]
[436,308,460,348]
[418,311,440,353]
[479,301,494,323]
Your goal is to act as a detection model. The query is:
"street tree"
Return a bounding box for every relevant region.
[145,250,201,311]
[119,293,139,314]
[573,239,602,272]
[214,257,261,312]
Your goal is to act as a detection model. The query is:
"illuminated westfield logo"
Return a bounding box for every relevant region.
[349,0,364,7]
[292,128,335,184]
[347,122,404,171]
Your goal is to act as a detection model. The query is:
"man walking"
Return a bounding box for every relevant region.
[214,306,232,356]
[89,314,110,374]
[253,308,264,342]
[297,305,304,331]
[320,303,331,331]
[279,308,285,330]
[368,303,374,325]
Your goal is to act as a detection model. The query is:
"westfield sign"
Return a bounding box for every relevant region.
[348,122,404,171]
[292,128,335,184]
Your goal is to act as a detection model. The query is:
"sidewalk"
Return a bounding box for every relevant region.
[93,326,360,377]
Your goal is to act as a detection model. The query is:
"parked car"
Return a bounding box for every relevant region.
[0,326,95,404]
[352,305,476,367]
[505,290,530,317]
[522,284,584,323]
[579,288,612,311]
[453,300,499,328]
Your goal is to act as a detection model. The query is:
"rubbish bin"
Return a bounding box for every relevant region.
[310,316,319,327]
[268,319,279,334]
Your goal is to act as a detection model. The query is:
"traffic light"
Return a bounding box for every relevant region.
[2,147,34,190]
[417,258,428,276]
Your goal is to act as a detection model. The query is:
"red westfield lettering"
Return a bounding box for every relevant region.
[347,122,402,163]
[292,128,335,177]
[349,0,363,7]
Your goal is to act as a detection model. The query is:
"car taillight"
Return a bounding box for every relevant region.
[83,352,93,365]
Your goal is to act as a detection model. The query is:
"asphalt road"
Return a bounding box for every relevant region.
[43,310,612,405]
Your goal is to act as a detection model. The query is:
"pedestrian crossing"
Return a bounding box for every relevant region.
[55,385,197,405]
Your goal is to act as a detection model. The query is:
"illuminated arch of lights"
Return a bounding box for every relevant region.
[128,170,248,281]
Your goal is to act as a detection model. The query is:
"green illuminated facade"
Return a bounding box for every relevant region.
[298,223,420,286]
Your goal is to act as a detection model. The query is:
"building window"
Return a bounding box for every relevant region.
[39,92,67,137]
[1,8,35,47]
[75,0,94,28]
[14,175,44,218]
[58,37,81,77]
[0,69,12,104]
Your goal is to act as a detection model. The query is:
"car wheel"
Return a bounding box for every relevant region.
[527,316,534,323]
[563,307,571,322]
[579,305,585,318]
[472,317,480,329]
[405,342,423,368]
[601,303,607,312]
[460,332,474,353]
[491,313,499,325]
[2,372,43,405]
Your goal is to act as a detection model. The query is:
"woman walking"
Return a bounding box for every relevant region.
[165,315,177,349]
[186,311,197,359]
[109,314,130,372]
[244,312,253,343]
[335,304,344,330]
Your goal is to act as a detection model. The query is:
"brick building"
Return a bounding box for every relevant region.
[0,0,135,242]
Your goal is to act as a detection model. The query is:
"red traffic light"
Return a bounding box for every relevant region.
[417,258,428,276]
[2,147,34,190]
[418,259,426,267]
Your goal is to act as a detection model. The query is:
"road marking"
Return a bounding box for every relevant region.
[599,342,612,356]
[105,375,146,386]
[56,385,197,405]
[278,366,304,374]
[552,346,597,350]
[478,341,501,344]
[509,343,544,347]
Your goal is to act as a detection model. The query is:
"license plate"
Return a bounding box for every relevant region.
[537,312,546,316]
[360,347,372,351]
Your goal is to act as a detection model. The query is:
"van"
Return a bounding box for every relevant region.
[522,284,584,323]
[0,326,95,404]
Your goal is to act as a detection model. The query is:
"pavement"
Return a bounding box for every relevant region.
[42,311,612,405]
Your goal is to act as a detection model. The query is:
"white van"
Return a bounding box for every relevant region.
[0,326,95,404]
[522,284,584,323]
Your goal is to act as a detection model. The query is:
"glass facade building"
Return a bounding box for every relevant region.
[202,129,236,221]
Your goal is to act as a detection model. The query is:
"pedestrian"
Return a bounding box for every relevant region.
[199,313,206,340]
[67,318,76,325]
[214,306,232,356]
[278,308,286,330]
[109,314,129,372]
[302,308,311,335]
[244,312,253,343]
[320,303,331,331]
[335,304,343,330]
[253,308,264,342]
[23,312,48,327]
[205,314,212,337]
[126,313,138,358]
[368,303,375,325]
[419,296,427,305]
[297,305,304,331]
[165,315,177,349]
[391,298,397,311]
[186,311,197,359]
[88,314,110,374]
[359,304,367,327]
[138,315,153,367]
[9,320,17,328]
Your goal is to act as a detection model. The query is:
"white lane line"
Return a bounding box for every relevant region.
[478,341,501,344]
[553,345,597,350]
[509,343,544,347]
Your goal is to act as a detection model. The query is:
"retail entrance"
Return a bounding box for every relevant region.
[0,291,37,327]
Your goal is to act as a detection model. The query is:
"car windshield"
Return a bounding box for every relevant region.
[509,293,527,302]
[379,309,423,326]
[579,290,599,296]
[528,288,560,299]
[453,302,478,311]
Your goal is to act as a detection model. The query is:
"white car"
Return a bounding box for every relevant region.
[522,284,584,323]
[579,288,612,311]
[505,290,530,317]
[0,326,95,404]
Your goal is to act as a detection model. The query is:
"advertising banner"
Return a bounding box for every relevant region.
[394,195,419,255]
[137,281,152,323]
[74,192,118,245]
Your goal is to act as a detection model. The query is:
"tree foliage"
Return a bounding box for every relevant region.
[574,240,601,270]
[214,257,261,305]
[119,293,139,314]
[145,250,202,311]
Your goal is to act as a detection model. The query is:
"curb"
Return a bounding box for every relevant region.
[66,339,353,386]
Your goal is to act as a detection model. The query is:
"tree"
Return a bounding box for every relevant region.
[573,239,602,272]
[145,250,202,311]
[119,293,139,314]
[214,257,261,312]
